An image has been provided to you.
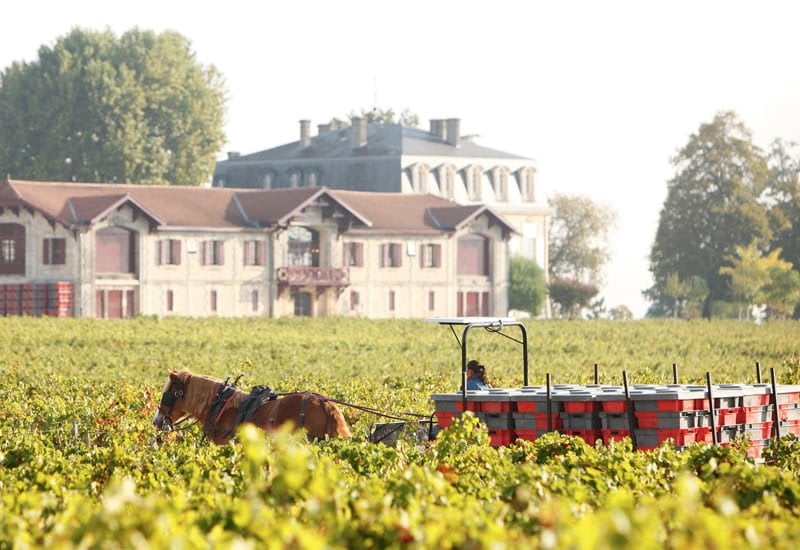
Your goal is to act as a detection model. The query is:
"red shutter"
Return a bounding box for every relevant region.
[202,241,209,265]
[244,241,252,265]
[380,244,387,267]
[173,240,181,265]
[43,239,50,264]
[258,241,266,266]
[356,243,363,266]
[157,241,164,265]
[216,241,224,265]
[343,242,350,266]
[481,292,490,316]
[433,244,441,268]
[457,291,463,317]
[392,243,402,267]
[419,244,427,268]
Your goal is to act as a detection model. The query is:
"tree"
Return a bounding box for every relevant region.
[508,256,546,316]
[719,242,799,320]
[764,139,800,317]
[548,278,599,319]
[609,305,633,321]
[337,107,419,126]
[763,267,800,319]
[648,111,772,317]
[661,272,709,319]
[548,193,617,283]
[0,27,226,185]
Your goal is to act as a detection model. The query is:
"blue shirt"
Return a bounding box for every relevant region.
[466,376,491,391]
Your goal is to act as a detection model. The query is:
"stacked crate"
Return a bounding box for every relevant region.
[3,284,20,315]
[431,383,800,457]
[46,282,73,316]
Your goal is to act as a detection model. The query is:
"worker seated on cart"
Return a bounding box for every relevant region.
[466,360,492,391]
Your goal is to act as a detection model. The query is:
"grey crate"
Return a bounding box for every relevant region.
[477,412,514,430]
[599,412,632,430]
[635,411,702,429]
[560,412,600,430]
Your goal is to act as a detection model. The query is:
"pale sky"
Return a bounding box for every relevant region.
[3,1,800,318]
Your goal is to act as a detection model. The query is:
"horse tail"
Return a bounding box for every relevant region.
[323,398,351,438]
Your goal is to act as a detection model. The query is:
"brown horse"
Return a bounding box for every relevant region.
[152,370,351,444]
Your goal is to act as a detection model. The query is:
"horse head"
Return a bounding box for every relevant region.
[153,370,191,431]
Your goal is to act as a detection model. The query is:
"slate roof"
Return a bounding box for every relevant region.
[219,123,529,165]
[0,178,515,236]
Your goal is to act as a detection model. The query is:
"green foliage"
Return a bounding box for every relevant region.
[0,27,226,185]
[649,111,774,317]
[1,317,799,547]
[338,107,419,126]
[548,193,617,283]
[509,256,546,315]
[548,278,599,319]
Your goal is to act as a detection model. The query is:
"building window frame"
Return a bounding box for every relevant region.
[43,237,67,265]
[380,243,402,268]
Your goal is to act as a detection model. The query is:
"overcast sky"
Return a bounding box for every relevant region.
[3,1,800,317]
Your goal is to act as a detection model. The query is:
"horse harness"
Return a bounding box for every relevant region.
[203,380,327,439]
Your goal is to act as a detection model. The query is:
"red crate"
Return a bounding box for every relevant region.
[737,406,773,424]
[779,420,800,436]
[435,412,456,429]
[636,428,698,446]
[600,400,626,413]
[778,392,800,405]
[742,422,773,441]
[488,430,514,447]
[601,429,631,443]
[648,398,699,412]
[563,401,600,413]
[714,408,741,427]
[563,429,601,445]
[513,429,546,442]
[482,401,512,413]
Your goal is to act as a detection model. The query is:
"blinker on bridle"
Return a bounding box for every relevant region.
[158,380,185,429]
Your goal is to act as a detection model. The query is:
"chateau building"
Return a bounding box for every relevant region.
[0,177,514,319]
[213,117,552,276]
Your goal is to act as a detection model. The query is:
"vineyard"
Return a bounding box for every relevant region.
[1,317,799,548]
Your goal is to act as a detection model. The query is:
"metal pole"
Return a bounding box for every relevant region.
[623,371,637,450]
[756,361,762,384]
[770,367,781,440]
[706,372,717,445]
[672,363,679,385]
[546,373,552,432]
[594,363,599,385]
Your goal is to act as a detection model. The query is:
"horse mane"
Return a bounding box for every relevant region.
[171,370,250,416]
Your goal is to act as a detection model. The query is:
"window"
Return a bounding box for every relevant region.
[491,167,509,201]
[97,227,136,273]
[210,290,218,313]
[251,290,259,312]
[350,290,360,312]
[202,240,225,266]
[428,291,435,311]
[456,291,490,316]
[457,234,489,276]
[388,290,396,311]
[437,164,455,199]
[420,243,442,268]
[244,240,265,266]
[287,226,319,267]
[166,290,174,312]
[344,242,364,267]
[43,238,66,265]
[517,167,535,202]
[294,291,312,316]
[464,165,483,200]
[380,243,402,268]
[0,223,25,275]
[158,239,181,266]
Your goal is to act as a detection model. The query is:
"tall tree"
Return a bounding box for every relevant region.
[0,27,226,185]
[548,193,617,283]
[648,111,772,317]
[765,140,800,263]
[719,242,792,319]
[508,256,546,316]
[337,107,419,126]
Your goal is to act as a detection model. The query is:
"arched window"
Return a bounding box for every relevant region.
[305,168,321,188]
[462,165,483,201]
[436,164,456,199]
[491,167,509,201]
[288,168,302,188]
[516,167,536,202]
[96,226,136,274]
[261,170,277,189]
[457,234,489,276]
[287,226,320,267]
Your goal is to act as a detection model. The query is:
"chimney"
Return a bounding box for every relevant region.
[351,116,367,148]
[299,119,311,147]
[429,119,447,141]
[227,151,241,160]
[445,118,461,146]
[317,123,331,135]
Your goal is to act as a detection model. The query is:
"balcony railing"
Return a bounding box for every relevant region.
[276,266,350,287]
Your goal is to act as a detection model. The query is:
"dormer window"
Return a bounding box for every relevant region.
[490,166,509,201]
[516,167,536,202]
